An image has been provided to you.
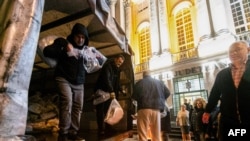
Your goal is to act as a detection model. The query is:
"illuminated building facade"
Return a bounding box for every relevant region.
[107,0,250,119]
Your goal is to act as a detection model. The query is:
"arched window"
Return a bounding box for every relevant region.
[176,8,194,53]
[138,23,151,63]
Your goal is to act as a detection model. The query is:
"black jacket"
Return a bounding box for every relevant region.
[190,107,206,132]
[205,60,250,125]
[43,23,89,84]
[94,59,121,97]
[132,76,170,112]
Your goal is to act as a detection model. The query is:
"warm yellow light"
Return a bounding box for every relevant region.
[131,0,143,4]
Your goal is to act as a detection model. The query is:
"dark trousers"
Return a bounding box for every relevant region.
[161,111,171,141]
[95,99,113,133]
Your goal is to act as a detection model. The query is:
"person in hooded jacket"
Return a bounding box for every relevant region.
[43,23,88,141]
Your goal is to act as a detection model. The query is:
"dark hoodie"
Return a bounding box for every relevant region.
[67,23,89,49]
[43,23,89,84]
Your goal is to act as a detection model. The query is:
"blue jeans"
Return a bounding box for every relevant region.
[56,77,84,134]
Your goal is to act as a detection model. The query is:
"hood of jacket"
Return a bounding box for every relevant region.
[67,23,89,49]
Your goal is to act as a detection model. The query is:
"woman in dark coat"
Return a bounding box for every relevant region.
[190,97,207,141]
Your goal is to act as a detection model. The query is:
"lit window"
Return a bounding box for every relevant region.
[230,0,250,34]
[175,8,194,60]
[139,26,151,63]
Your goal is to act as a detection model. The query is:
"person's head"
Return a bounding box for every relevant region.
[114,54,125,68]
[193,97,206,109]
[184,99,188,103]
[196,100,203,109]
[180,104,186,111]
[142,70,150,78]
[68,23,89,48]
[229,40,249,65]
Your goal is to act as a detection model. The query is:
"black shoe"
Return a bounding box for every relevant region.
[68,134,85,141]
[58,134,68,141]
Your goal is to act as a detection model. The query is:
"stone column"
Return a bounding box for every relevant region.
[210,0,230,35]
[106,0,118,17]
[124,0,132,42]
[195,0,211,40]
[115,0,125,30]
[0,0,44,137]
[158,0,169,53]
[149,0,160,55]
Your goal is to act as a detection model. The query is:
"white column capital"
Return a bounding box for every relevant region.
[123,0,131,7]
[106,0,118,5]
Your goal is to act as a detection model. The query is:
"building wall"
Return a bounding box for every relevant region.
[112,0,249,117]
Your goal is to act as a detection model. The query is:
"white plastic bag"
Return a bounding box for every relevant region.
[93,89,110,105]
[160,105,168,118]
[161,101,169,118]
[104,99,124,125]
[37,35,58,68]
[82,46,107,73]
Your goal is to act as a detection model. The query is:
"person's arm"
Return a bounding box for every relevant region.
[162,81,170,99]
[103,65,114,92]
[43,37,68,58]
[176,113,179,126]
[66,44,78,58]
[203,72,223,123]
[206,72,223,112]
[101,64,116,99]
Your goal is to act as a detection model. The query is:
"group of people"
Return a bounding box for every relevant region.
[43,22,250,141]
[176,40,250,141]
[44,22,171,141]
[43,23,125,141]
[176,98,220,141]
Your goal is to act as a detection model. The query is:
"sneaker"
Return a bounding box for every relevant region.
[68,134,85,141]
[58,134,68,141]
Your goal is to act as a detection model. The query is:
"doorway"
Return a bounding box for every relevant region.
[172,90,208,117]
[171,74,207,120]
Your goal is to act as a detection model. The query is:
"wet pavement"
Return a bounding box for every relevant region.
[23,121,186,141]
[26,130,184,141]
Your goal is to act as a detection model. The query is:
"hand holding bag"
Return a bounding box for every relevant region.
[93,89,110,105]
[82,46,107,73]
[104,98,124,125]
[161,101,169,118]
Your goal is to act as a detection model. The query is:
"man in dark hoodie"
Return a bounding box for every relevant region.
[43,23,88,141]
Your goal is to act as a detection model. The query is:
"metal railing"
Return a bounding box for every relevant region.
[171,48,198,64]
